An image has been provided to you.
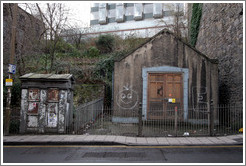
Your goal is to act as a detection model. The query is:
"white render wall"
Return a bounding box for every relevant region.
[88,3,188,38]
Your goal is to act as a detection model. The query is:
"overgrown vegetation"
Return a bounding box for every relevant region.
[96,34,115,54]
[4,27,148,107]
[189,3,203,47]
[73,84,104,106]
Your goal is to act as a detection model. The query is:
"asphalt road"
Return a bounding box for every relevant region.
[3,145,243,163]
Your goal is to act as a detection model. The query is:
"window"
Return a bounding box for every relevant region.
[48,88,59,102]
[153,3,163,18]
[98,3,108,24]
[134,3,143,20]
[125,6,134,16]
[144,4,153,14]
[116,3,125,22]
[28,89,40,101]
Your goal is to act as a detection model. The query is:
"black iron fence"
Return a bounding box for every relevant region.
[3,103,243,137]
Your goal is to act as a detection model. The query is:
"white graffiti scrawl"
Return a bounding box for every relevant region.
[116,84,139,109]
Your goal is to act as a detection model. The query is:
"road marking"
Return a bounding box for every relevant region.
[3,145,243,148]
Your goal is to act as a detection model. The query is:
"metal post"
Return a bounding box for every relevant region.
[175,106,178,137]
[4,3,18,136]
[138,102,143,137]
[208,103,211,136]
[210,102,214,136]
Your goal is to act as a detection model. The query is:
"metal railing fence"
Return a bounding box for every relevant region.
[3,103,243,137]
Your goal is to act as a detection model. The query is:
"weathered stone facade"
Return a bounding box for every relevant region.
[195,3,243,104]
[113,29,218,123]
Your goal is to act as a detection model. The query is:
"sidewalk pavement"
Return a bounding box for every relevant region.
[3,134,243,146]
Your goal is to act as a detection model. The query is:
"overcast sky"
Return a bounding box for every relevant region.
[19,2,91,28]
[65,2,91,27]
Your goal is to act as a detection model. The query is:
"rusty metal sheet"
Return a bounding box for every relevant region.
[28,89,40,101]
[48,88,59,102]
[47,103,58,128]
[28,102,39,114]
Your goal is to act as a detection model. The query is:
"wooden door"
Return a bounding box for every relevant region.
[147,73,183,120]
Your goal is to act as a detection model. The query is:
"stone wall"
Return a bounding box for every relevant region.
[195,3,243,104]
[3,4,44,75]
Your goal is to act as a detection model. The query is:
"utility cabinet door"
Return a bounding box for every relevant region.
[27,89,40,128]
[47,103,58,128]
[147,73,183,120]
[47,88,59,128]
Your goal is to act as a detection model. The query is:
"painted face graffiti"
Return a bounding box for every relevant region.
[116,85,138,109]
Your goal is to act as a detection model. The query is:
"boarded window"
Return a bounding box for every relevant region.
[28,102,39,114]
[47,103,58,128]
[28,89,40,101]
[48,88,59,102]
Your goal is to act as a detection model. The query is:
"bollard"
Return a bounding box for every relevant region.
[138,102,143,137]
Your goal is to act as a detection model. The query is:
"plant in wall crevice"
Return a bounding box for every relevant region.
[189,3,203,47]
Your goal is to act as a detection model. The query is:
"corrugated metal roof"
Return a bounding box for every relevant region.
[20,73,74,80]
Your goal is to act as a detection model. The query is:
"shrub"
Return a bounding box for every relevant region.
[9,120,20,134]
[85,46,100,57]
[93,50,127,84]
[96,34,115,54]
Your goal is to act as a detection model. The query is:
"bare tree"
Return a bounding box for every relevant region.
[61,24,91,50]
[158,3,188,39]
[35,3,69,73]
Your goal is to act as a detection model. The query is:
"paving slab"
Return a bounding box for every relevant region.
[104,135,117,142]
[49,135,67,142]
[146,137,158,144]
[83,135,97,141]
[136,137,147,145]
[185,137,203,145]
[115,136,126,144]
[216,137,238,144]
[3,134,243,146]
[156,137,170,145]
[94,135,107,141]
[175,137,192,145]
[71,135,87,142]
[4,136,22,142]
[196,137,214,145]
[125,137,136,144]
[62,135,78,142]
[166,137,180,144]
[206,137,225,144]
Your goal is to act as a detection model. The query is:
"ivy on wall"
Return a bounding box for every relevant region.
[189,3,203,47]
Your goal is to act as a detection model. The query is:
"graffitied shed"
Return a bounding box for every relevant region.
[19,73,75,134]
[113,29,218,123]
